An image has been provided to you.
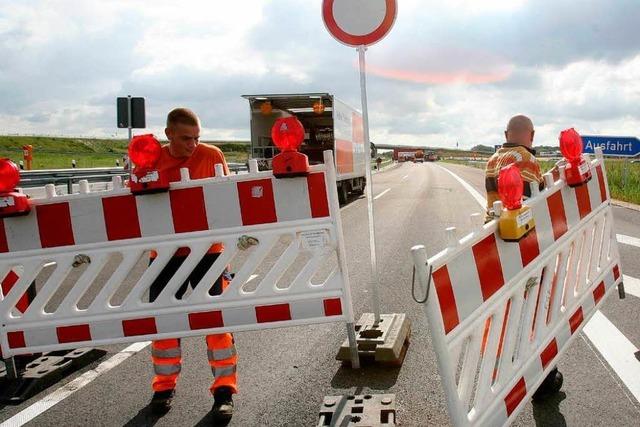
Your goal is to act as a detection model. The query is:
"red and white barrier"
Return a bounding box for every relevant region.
[0,151,357,360]
[411,147,621,426]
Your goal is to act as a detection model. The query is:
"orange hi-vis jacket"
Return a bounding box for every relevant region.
[485,143,543,213]
[153,143,229,256]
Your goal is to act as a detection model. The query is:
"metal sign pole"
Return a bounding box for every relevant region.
[126,95,133,143]
[357,45,382,325]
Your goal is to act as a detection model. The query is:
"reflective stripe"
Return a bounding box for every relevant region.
[212,364,237,378]
[152,347,182,359]
[154,363,181,376]
[207,346,237,361]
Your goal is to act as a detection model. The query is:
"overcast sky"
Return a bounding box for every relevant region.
[1,0,639,149]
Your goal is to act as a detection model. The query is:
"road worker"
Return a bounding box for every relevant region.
[148,108,237,422]
[484,114,563,401]
[485,115,544,216]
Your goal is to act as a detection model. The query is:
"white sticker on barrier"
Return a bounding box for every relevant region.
[0,151,356,358]
[299,230,330,251]
[411,150,621,427]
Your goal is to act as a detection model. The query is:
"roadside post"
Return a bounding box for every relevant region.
[322,0,410,366]
[22,145,33,170]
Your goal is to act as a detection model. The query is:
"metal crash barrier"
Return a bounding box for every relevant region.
[411,147,621,426]
[0,151,358,366]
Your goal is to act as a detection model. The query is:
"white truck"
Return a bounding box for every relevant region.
[242,93,367,203]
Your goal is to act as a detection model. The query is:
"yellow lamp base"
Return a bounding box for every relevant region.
[499,206,536,242]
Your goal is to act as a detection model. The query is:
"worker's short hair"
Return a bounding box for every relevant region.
[166,108,200,127]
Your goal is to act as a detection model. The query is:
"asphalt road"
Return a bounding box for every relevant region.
[1,161,639,426]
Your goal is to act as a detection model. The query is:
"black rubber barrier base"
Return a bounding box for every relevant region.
[0,348,107,404]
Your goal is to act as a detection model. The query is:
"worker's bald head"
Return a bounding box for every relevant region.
[505,115,535,147]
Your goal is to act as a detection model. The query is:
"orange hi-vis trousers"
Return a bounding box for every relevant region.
[148,253,237,394]
[151,334,238,393]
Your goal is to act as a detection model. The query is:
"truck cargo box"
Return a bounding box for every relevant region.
[242,93,367,203]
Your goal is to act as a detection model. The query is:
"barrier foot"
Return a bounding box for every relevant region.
[346,323,360,369]
[618,281,626,299]
[317,393,396,426]
[336,313,410,367]
[0,348,106,404]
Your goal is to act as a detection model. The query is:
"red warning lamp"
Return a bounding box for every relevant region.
[128,134,169,194]
[0,158,30,217]
[270,117,309,178]
[559,128,591,187]
[498,164,523,210]
[497,164,535,241]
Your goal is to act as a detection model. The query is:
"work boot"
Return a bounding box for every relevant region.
[211,386,234,424]
[532,367,563,402]
[150,389,175,415]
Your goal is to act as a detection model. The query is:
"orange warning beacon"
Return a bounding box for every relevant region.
[128,134,170,194]
[497,164,535,241]
[271,116,309,178]
[0,158,30,217]
[559,128,591,187]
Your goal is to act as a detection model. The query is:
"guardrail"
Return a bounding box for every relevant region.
[18,163,248,193]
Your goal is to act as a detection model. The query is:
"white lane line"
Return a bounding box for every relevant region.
[617,234,640,249]
[402,174,409,181]
[435,164,486,207]
[373,188,391,200]
[582,311,640,403]
[623,275,640,299]
[1,341,150,427]
[440,164,640,403]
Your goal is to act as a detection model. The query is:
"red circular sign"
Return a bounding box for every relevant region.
[322,0,397,47]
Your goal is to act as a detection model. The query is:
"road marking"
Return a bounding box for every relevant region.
[617,234,640,249]
[402,174,409,181]
[439,163,640,403]
[435,164,486,207]
[623,275,640,299]
[583,311,640,403]
[1,341,150,427]
[374,188,391,200]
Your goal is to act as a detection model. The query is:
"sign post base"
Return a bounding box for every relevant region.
[336,312,410,366]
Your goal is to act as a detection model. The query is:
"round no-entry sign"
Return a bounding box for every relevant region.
[322,0,397,47]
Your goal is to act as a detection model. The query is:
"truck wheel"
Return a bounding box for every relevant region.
[338,182,349,204]
[353,178,365,195]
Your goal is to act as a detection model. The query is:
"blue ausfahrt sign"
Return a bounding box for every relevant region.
[582,135,640,157]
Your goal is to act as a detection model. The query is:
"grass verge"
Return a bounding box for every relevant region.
[1,136,250,168]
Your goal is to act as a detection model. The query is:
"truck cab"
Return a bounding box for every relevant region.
[242,93,368,203]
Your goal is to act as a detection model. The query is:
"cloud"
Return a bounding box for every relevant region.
[0,0,638,149]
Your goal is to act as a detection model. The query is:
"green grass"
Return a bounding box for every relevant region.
[0,135,250,168]
[442,157,640,205]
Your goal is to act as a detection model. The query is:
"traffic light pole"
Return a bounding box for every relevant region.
[127,95,133,143]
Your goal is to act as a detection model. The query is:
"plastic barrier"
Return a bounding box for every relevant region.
[411,147,621,426]
[0,151,357,359]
